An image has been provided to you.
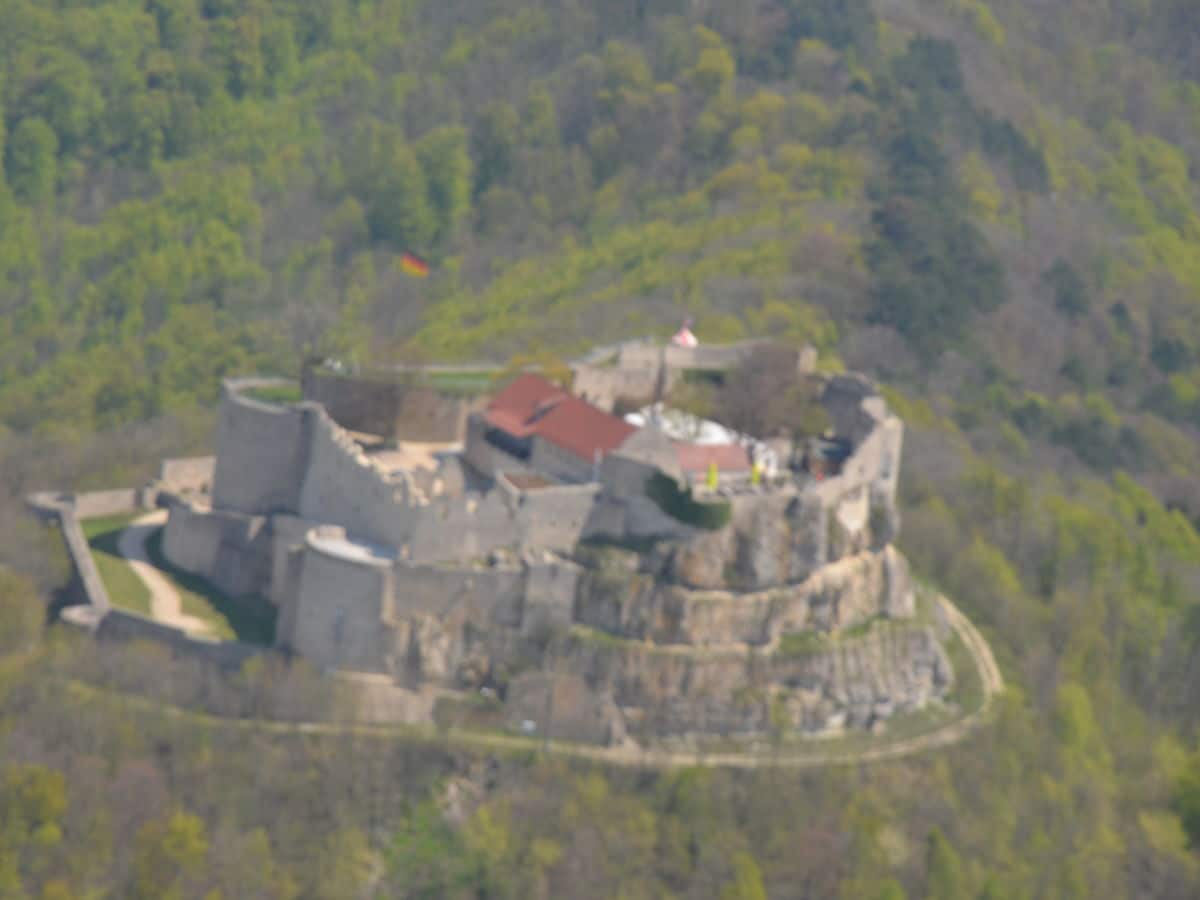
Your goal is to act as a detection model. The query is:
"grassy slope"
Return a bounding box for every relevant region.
[80,513,151,616]
[144,529,276,646]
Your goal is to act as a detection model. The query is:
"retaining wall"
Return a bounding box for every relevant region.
[96,609,262,668]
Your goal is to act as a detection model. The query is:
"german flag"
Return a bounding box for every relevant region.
[400,251,430,278]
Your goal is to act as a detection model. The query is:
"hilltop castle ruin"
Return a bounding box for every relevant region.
[158,340,951,744]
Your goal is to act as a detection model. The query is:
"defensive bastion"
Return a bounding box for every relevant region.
[156,342,952,745]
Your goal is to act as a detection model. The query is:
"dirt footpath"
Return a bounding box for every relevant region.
[117,510,215,638]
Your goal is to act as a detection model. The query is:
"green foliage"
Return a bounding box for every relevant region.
[867,123,1006,350]
[721,852,768,900]
[1174,752,1200,848]
[923,827,966,900]
[977,110,1049,193]
[1044,258,1090,318]
[385,801,485,897]
[644,471,731,530]
[368,141,435,251]
[5,118,58,204]
[242,382,302,406]
[417,127,473,244]
[0,568,41,656]
[783,0,876,52]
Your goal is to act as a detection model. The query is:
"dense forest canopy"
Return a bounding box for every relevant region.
[2,0,1200,897]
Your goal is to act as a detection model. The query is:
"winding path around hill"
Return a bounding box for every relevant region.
[116,510,215,637]
[63,577,1004,769]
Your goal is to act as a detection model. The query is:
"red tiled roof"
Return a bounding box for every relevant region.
[531,396,636,461]
[674,442,752,473]
[485,373,636,462]
[486,373,567,434]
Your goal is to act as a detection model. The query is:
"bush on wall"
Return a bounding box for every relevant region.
[644,472,731,530]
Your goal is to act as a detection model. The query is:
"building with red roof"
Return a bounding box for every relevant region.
[469,373,637,483]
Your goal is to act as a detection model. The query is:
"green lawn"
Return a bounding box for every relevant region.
[81,513,152,616]
[144,529,276,646]
[242,382,303,405]
[421,369,497,396]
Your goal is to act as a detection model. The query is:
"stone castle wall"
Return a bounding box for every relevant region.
[212,379,310,516]
[275,529,580,687]
[513,484,602,552]
[297,408,419,548]
[162,500,271,598]
[158,457,216,493]
[284,531,397,674]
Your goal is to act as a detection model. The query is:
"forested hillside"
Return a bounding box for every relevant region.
[3,1,1200,897]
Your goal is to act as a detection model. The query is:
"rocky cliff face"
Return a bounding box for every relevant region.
[374,538,942,744]
[573,543,914,647]
[556,620,952,739]
[661,483,899,594]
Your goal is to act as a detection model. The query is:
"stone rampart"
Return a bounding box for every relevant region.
[162,500,271,598]
[571,340,783,411]
[661,341,760,371]
[297,408,419,548]
[72,489,144,519]
[212,379,311,515]
[283,529,398,673]
[27,490,268,668]
[158,456,216,492]
[26,488,152,620]
[514,484,601,552]
[41,495,113,619]
[390,562,527,625]
[96,609,263,668]
[406,489,514,562]
[385,555,578,685]
[268,514,320,608]
[572,365,661,410]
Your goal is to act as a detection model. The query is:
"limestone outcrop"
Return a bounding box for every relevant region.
[557,622,951,738]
